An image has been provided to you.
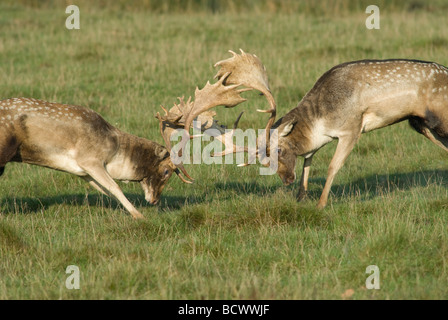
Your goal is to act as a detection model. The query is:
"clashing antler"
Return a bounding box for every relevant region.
[155,108,194,184]
[214,50,277,167]
[156,49,276,180]
[210,111,247,157]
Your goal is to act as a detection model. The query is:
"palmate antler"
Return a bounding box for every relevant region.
[157,94,247,157]
[157,49,276,180]
[214,50,277,167]
[156,72,250,181]
[214,49,277,143]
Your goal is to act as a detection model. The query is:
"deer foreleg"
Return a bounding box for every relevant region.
[297,155,314,201]
[317,134,360,209]
[78,163,144,219]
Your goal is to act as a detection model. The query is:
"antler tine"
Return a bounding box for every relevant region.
[174,168,193,184]
[160,105,169,115]
[233,110,244,129]
[156,105,183,124]
[156,110,194,184]
[258,89,277,147]
[156,112,172,151]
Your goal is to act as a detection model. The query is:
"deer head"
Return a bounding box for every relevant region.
[140,145,178,205]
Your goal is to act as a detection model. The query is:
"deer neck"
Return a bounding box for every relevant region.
[106,130,161,181]
[276,97,327,157]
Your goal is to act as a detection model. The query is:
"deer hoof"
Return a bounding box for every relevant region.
[296,190,307,202]
[316,202,327,210]
[132,212,145,220]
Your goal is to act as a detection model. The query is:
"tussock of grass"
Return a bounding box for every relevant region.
[0,223,27,253]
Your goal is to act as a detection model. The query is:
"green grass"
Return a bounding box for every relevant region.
[1,2,448,299]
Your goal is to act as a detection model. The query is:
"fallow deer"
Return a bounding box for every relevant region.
[0,98,189,218]
[212,52,448,209]
[273,59,448,208]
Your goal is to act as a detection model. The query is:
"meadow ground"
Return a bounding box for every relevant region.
[0,1,448,299]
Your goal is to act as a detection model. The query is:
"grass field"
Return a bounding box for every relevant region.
[1,1,448,299]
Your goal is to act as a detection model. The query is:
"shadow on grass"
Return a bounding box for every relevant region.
[0,192,205,215]
[305,169,448,202]
[1,169,447,214]
[214,169,448,201]
[212,180,278,195]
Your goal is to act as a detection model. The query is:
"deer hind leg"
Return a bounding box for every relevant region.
[421,127,448,151]
[297,155,314,201]
[78,162,144,219]
[81,176,109,196]
[317,133,360,209]
[409,117,448,152]
[0,133,19,178]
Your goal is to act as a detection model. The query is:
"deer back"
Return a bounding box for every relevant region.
[275,59,448,157]
[1,98,119,170]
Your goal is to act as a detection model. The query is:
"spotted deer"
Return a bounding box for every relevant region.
[0,72,254,218]
[210,52,448,208]
[0,98,184,218]
[271,59,448,208]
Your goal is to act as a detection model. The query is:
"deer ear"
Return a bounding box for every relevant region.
[280,121,296,137]
[155,146,168,159]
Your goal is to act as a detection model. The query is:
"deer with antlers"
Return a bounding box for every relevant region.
[0,98,180,219]
[0,50,274,218]
[271,58,448,208]
[189,51,448,209]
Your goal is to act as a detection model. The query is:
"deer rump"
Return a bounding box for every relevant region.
[0,102,117,175]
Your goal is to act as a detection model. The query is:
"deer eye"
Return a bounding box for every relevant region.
[277,148,282,155]
[164,169,170,176]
